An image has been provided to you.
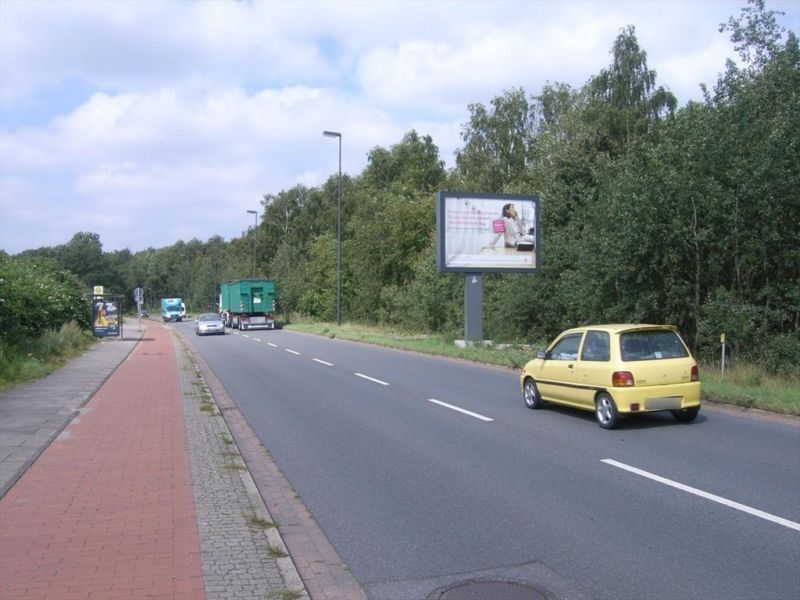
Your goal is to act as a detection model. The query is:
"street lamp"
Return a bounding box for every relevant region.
[322,130,342,326]
[246,209,257,278]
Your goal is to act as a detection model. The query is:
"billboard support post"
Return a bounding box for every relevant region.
[464,273,483,342]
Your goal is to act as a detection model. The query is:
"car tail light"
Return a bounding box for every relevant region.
[612,371,635,387]
[691,365,699,381]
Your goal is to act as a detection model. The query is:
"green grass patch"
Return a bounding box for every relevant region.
[700,362,800,416]
[284,321,537,369]
[286,320,799,416]
[0,321,93,391]
[268,589,304,600]
[245,515,277,530]
[267,545,288,559]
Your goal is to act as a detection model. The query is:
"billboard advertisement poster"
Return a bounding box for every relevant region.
[436,192,540,273]
[93,298,119,337]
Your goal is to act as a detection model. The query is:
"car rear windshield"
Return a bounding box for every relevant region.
[620,330,689,361]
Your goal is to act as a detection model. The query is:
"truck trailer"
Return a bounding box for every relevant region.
[219,279,276,331]
[161,297,183,322]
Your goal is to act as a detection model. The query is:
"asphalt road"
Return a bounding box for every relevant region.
[177,321,800,600]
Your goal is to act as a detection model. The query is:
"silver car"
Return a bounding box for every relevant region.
[195,313,225,336]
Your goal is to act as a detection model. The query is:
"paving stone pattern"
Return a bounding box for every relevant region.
[183,338,368,600]
[0,324,205,599]
[174,333,309,600]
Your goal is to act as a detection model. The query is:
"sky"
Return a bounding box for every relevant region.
[1,0,798,256]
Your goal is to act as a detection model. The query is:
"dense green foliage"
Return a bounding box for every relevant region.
[0,253,93,389]
[0,253,91,343]
[4,1,798,376]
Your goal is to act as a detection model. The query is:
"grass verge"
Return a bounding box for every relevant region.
[0,321,94,391]
[285,321,800,417]
[284,321,536,369]
[699,363,800,415]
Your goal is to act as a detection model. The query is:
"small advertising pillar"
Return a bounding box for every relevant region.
[92,287,123,338]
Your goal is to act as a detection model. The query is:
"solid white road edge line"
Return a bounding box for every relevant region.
[428,399,494,422]
[313,359,334,366]
[286,349,301,355]
[354,373,390,386]
[602,459,800,532]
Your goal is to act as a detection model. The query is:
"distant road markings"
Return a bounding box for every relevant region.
[253,338,262,342]
[602,459,800,532]
[267,343,278,348]
[354,373,390,386]
[286,349,301,356]
[427,399,494,422]
[242,334,250,338]
[313,359,334,367]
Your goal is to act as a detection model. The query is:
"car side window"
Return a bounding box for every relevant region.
[581,330,610,361]
[549,333,582,360]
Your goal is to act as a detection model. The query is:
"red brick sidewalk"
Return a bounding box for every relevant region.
[0,324,205,600]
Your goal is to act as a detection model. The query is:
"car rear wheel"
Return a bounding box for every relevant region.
[671,407,699,423]
[595,392,619,429]
[523,378,544,409]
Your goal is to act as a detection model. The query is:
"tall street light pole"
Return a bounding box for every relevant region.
[246,209,257,278]
[322,130,342,326]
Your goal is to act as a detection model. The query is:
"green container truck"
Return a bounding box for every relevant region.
[219,279,276,331]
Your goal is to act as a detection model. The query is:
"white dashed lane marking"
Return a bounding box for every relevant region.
[427,399,493,422]
[354,373,389,386]
[602,459,800,532]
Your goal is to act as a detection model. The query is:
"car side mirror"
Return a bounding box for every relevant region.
[536,350,548,360]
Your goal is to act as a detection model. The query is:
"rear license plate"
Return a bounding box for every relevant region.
[646,397,682,410]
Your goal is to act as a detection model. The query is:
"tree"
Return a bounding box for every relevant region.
[57,232,114,290]
[345,132,445,323]
[587,25,677,154]
[455,88,535,191]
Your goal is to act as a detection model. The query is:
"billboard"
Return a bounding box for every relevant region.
[436,192,540,273]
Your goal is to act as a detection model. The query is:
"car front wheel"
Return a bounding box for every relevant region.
[523,378,544,409]
[595,392,619,429]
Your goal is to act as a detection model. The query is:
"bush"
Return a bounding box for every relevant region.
[697,288,768,364]
[0,255,91,345]
[697,288,800,377]
[762,333,800,378]
[0,321,93,390]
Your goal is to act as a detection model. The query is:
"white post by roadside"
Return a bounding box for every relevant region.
[720,333,726,376]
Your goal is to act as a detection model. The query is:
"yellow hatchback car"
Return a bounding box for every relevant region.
[520,324,701,429]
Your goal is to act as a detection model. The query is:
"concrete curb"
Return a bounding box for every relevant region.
[174,329,311,599]
[177,327,367,600]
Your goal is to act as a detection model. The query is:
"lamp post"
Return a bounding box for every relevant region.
[322,130,342,326]
[246,209,257,278]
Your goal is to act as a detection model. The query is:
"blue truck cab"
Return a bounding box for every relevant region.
[161,297,183,322]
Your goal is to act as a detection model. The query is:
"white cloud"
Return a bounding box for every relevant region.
[1,0,797,254]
